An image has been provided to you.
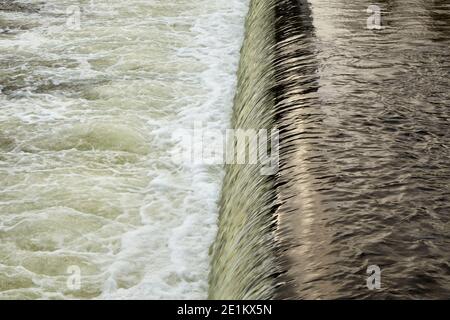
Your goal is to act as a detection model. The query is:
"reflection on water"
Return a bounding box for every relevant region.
[275,0,450,299]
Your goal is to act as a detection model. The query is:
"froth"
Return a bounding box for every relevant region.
[0,0,248,299]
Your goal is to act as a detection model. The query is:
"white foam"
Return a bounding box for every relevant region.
[0,0,248,299]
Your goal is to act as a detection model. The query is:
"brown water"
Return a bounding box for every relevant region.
[276,0,450,299]
[210,0,450,299]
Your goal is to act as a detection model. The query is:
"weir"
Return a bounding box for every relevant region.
[210,0,450,299]
[208,0,317,299]
[208,0,279,299]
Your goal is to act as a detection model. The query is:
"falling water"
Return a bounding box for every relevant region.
[210,0,450,299]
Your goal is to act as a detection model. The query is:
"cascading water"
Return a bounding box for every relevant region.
[210,0,450,299]
[209,0,280,299]
[1,0,449,300]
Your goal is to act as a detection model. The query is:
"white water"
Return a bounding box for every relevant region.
[0,0,248,299]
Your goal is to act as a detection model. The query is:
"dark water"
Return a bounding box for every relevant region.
[210,0,450,299]
[275,0,450,299]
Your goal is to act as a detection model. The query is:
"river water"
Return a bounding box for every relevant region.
[2,0,450,300]
[0,0,248,299]
[210,0,450,299]
[275,0,450,299]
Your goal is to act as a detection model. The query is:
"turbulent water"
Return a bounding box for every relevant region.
[210,0,450,299]
[0,0,248,299]
[2,0,450,301]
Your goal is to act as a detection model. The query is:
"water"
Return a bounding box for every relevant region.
[209,0,280,299]
[211,0,450,299]
[3,0,450,301]
[0,0,248,299]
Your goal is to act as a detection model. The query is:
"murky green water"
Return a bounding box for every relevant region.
[0,0,248,299]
